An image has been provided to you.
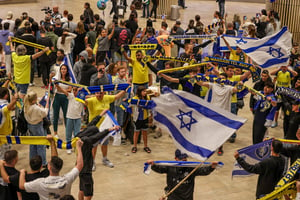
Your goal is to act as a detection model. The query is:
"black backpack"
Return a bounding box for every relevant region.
[17,109,28,136]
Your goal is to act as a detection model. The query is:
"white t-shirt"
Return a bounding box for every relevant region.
[205,83,234,112]
[67,93,84,119]
[25,104,48,125]
[24,167,79,200]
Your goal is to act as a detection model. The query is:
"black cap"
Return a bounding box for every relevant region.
[175,149,188,160]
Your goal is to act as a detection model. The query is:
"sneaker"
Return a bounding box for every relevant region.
[29,83,35,87]
[102,158,114,168]
[121,138,127,145]
[66,149,72,154]
[92,162,96,171]
[271,121,278,128]
[54,135,59,139]
[264,119,272,127]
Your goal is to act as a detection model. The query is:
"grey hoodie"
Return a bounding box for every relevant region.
[73,50,88,83]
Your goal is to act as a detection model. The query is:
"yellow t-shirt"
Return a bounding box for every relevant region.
[276,71,292,88]
[228,75,241,103]
[133,95,150,120]
[229,49,248,62]
[0,106,12,136]
[87,95,115,127]
[12,52,31,84]
[131,59,149,84]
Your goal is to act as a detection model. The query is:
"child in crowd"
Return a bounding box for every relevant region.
[131,86,151,153]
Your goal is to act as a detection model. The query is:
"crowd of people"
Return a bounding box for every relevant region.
[0,0,299,199]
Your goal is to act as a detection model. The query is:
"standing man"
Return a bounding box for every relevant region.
[216,0,225,19]
[234,139,285,199]
[19,140,84,200]
[147,149,218,200]
[83,2,94,25]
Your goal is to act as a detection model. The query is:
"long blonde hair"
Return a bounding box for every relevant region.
[24,91,37,115]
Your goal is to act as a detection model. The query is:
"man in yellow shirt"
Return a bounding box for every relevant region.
[225,66,251,144]
[0,87,18,159]
[222,36,249,63]
[123,50,150,94]
[85,90,126,169]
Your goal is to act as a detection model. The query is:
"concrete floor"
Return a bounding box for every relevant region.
[0,1,285,200]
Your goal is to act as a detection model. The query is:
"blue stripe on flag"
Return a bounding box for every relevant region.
[242,27,287,54]
[232,170,252,176]
[260,57,289,68]
[15,136,21,144]
[176,94,244,130]
[63,56,77,83]
[106,110,119,126]
[155,112,214,158]
[6,135,11,144]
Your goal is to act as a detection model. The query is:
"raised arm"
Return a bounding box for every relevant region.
[122,47,133,64]
[47,135,58,157]
[75,139,84,171]
[108,24,115,40]
[32,47,49,60]
[158,72,179,83]
[240,70,251,81]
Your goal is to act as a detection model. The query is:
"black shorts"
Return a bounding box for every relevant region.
[79,173,94,196]
[135,119,148,131]
[276,102,283,111]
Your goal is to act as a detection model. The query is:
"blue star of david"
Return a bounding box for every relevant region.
[267,47,284,58]
[176,109,197,132]
[236,38,247,44]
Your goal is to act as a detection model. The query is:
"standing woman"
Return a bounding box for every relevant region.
[95,24,115,64]
[132,86,151,153]
[50,64,72,137]
[150,0,159,22]
[57,28,77,65]
[24,91,49,166]
[73,22,86,64]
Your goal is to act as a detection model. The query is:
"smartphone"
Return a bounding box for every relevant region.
[256,13,260,18]
[243,16,247,20]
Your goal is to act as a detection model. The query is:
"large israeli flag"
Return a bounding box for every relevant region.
[238,27,292,68]
[99,111,121,146]
[153,88,247,161]
[220,35,258,52]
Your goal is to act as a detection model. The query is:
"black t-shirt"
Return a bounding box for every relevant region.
[179,77,202,97]
[9,168,49,200]
[18,34,36,55]
[225,30,236,36]
[112,27,132,52]
[80,64,98,86]
[37,37,53,63]
[0,166,19,200]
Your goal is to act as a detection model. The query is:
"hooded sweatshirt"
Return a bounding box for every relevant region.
[0,30,14,54]
[73,50,88,83]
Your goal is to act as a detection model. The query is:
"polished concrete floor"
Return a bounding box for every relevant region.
[0,1,285,200]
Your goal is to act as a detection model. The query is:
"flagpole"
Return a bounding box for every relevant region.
[159,163,204,200]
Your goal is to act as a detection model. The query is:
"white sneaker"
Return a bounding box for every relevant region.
[66,149,72,154]
[92,162,96,171]
[264,119,272,127]
[54,135,59,139]
[102,158,114,168]
[29,83,35,87]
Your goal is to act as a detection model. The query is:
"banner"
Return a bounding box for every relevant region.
[219,35,258,52]
[232,139,272,177]
[205,56,261,82]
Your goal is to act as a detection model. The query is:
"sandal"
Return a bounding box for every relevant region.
[131,147,137,153]
[144,147,151,153]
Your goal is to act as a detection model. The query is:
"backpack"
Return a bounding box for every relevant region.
[17,109,28,136]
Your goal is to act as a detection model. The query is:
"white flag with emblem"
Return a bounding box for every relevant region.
[153,88,247,161]
[238,27,292,68]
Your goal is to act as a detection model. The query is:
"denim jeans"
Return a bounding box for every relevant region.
[219,1,225,18]
[65,118,81,142]
[53,93,68,132]
[115,106,125,127]
[28,121,47,165]
[142,4,149,17]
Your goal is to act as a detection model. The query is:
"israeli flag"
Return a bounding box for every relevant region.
[232,139,272,177]
[153,88,247,161]
[62,56,77,83]
[238,27,292,68]
[220,35,258,52]
[99,111,121,146]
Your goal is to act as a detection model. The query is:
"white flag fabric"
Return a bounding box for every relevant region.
[219,35,258,52]
[238,27,292,68]
[153,88,247,161]
[99,110,121,146]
